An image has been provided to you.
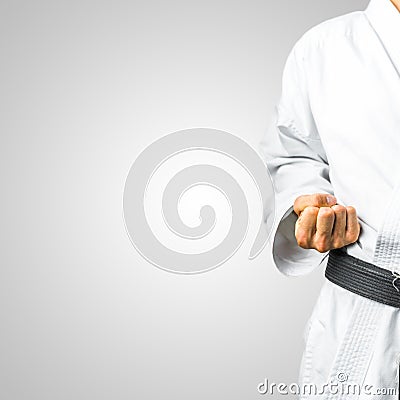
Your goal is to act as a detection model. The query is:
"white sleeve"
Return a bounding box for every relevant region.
[260,38,334,276]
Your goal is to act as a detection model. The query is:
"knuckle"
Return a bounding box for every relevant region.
[319,207,334,218]
[332,238,345,249]
[315,244,328,253]
[294,195,310,215]
[297,241,309,249]
[346,231,359,243]
[293,197,302,213]
[346,206,356,215]
[332,204,346,214]
[297,239,309,249]
[296,232,309,248]
[315,238,330,253]
[303,206,319,217]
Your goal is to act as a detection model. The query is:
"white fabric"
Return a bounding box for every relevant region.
[260,0,400,398]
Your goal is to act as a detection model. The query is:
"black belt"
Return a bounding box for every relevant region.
[325,249,400,309]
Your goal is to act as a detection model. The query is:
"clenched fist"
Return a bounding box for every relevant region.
[293,193,360,253]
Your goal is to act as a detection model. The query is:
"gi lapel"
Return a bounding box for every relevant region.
[364,0,400,275]
[364,0,400,79]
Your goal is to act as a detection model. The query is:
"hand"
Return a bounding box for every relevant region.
[293,193,360,253]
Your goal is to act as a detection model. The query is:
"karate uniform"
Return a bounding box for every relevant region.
[260,0,400,398]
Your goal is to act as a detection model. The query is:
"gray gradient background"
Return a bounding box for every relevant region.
[0,1,368,399]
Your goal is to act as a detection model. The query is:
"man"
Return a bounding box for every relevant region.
[260,0,400,398]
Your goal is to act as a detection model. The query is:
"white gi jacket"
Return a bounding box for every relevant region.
[260,0,400,398]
